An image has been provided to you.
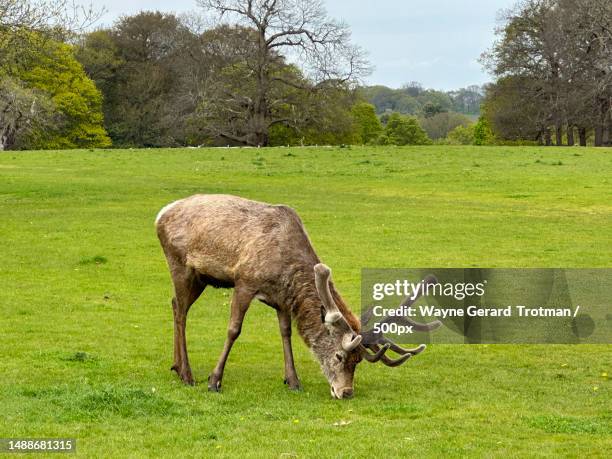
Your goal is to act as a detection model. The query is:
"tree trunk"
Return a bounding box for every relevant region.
[594,125,603,147]
[578,127,587,146]
[555,124,563,146]
[603,118,611,147]
[544,128,552,146]
[1,128,16,150]
[567,125,574,146]
[607,112,612,147]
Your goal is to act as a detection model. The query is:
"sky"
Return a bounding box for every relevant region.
[97,0,516,91]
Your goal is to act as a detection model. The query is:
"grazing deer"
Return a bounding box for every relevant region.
[156,194,438,399]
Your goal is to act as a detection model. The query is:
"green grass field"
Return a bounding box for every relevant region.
[1,146,611,458]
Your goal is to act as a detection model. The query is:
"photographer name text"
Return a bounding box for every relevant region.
[371,304,581,319]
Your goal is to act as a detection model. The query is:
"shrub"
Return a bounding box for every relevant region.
[378,112,431,145]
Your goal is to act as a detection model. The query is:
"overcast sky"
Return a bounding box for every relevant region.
[97,0,516,91]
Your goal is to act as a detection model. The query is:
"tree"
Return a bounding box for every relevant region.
[448,85,484,115]
[0,76,56,150]
[268,81,360,145]
[0,0,100,31]
[359,84,461,117]
[473,115,495,145]
[421,102,444,118]
[74,30,123,96]
[402,81,424,97]
[77,12,204,147]
[1,0,102,72]
[482,0,612,146]
[419,112,472,140]
[481,77,546,142]
[196,0,369,146]
[417,90,453,114]
[446,124,475,145]
[13,32,110,149]
[380,112,431,146]
[351,102,382,144]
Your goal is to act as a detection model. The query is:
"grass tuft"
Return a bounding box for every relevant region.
[78,255,108,266]
[528,415,611,434]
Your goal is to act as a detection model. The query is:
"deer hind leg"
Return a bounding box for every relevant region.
[208,283,255,392]
[170,264,205,386]
[277,308,301,390]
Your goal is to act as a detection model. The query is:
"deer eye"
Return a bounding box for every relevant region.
[335,353,343,362]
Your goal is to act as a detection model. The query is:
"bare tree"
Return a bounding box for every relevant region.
[0,76,56,150]
[1,1,104,72]
[196,0,370,146]
[0,0,101,31]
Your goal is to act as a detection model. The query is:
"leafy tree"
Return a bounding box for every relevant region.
[359,83,473,117]
[358,85,415,113]
[448,85,484,115]
[421,102,445,118]
[77,12,200,147]
[416,90,453,114]
[75,30,123,96]
[351,102,382,144]
[302,86,360,145]
[380,113,431,145]
[446,124,475,145]
[7,32,110,149]
[481,77,545,142]
[268,83,360,146]
[402,81,424,97]
[419,112,472,139]
[473,115,495,146]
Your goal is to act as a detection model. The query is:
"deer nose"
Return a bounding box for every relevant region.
[340,388,354,399]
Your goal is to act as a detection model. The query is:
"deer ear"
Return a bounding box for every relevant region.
[320,305,326,323]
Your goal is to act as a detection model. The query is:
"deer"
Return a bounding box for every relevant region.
[155,194,439,399]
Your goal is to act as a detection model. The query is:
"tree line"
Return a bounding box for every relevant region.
[0,0,479,150]
[481,0,612,146]
[360,83,484,117]
[2,0,610,150]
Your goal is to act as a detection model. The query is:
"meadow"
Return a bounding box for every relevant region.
[0,145,610,458]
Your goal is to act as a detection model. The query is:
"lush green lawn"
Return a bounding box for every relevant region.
[1,146,610,458]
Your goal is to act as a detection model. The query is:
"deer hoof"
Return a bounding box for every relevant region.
[283,377,302,391]
[172,364,195,385]
[208,375,222,392]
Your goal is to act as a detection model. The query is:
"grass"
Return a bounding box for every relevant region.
[0,145,611,458]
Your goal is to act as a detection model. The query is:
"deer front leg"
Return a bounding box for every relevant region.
[277,308,301,390]
[208,284,254,392]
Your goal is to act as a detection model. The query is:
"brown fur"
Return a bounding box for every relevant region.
[156,194,362,397]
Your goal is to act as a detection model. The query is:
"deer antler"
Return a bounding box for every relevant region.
[314,263,343,324]
[314,263,362,351]
[360,274,441,366]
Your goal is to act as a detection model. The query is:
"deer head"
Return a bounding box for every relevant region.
[313,264,441,399]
